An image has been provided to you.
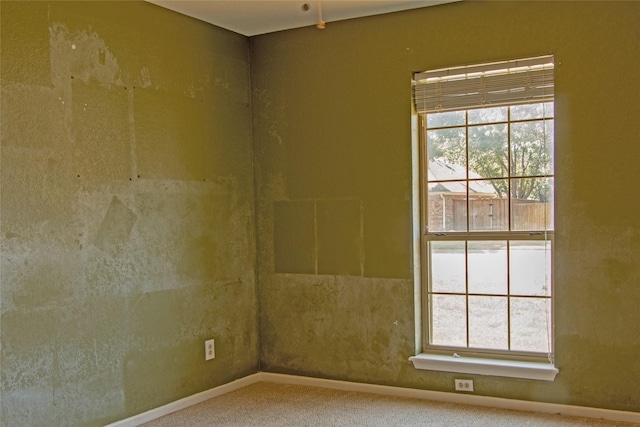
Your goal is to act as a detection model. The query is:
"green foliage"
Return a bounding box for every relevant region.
[427,103,553,201]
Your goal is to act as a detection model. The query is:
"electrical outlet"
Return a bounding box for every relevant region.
[205,339,215,360]
[455,379,474,392]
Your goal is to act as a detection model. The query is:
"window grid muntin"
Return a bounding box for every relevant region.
[426,237,553,353]
[423,100,553,357]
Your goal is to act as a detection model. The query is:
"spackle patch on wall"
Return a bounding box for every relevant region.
[94,196,137,257]
[49,22,121,86]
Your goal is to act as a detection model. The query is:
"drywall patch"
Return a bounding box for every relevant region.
[1,225,84,312]
[94,196,137,257]
[272,199,364,276]
[131,183,251,292]
[49,22,121,86]
[133,87,216,181]
[48,22,124,150]
[0,145,75,229]
[273,200,315,274]
[10,260,75,310]
[0,84,65,149]
[71,79,130,183]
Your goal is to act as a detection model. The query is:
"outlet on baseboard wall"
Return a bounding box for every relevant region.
[205,339,215,360]
[455,379,474,392]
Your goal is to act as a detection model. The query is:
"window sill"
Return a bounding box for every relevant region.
[409,353,558,381]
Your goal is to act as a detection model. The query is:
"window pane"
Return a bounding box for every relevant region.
[430,294,467,347]
[510,297,551,353]
[427,181,467,232]
[510,102,554,120]
[510,241,552,296]
[430,241,466,293]
[468,124,508,179]
[468,106,507,125]
[468,182,507,231]
[427,128,466,180]
[511,178,553,230]
[422,86,554,356]
[468,296,508,349]
[544,119,554,171]
[427,110,465,128]
[468,241,507,294]
[510,119,553,177]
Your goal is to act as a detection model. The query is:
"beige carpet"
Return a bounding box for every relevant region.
[142,381,637,427]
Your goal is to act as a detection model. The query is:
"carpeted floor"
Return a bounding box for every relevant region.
[141,381,638,426]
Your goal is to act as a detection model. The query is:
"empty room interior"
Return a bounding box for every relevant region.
[1,1,639,426]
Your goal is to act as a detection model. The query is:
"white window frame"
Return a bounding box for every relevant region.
[409,56,558,381]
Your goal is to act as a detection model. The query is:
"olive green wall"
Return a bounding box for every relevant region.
[251,0,640,413]
[2,1,640,426]
[1,2,257,426]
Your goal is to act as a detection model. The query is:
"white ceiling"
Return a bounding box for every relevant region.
[147,0,460,37]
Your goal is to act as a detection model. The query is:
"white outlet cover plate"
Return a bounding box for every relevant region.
[205,339,215,361]
[455,379,474,392]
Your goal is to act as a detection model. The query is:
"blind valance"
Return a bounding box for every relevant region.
[413,56,554,114]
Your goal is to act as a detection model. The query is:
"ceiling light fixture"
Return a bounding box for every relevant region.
[316,0,325,29]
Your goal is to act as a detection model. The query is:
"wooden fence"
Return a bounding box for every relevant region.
[448,198,552,231]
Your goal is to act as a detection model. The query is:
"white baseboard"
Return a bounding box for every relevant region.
[105,374,261,427]
[107,372,640,426]
[259,372,640,424]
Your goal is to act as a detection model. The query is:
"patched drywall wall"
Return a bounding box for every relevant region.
[251,0,640,413]
[1,2,257,426]
[2,1,640,425]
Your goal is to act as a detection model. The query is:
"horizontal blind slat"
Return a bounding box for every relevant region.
[413,56,554,113]
[414,55,553,81]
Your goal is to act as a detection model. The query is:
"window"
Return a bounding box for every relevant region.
[410,57,557,379]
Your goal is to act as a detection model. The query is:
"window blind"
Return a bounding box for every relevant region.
[413,56,554,114]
